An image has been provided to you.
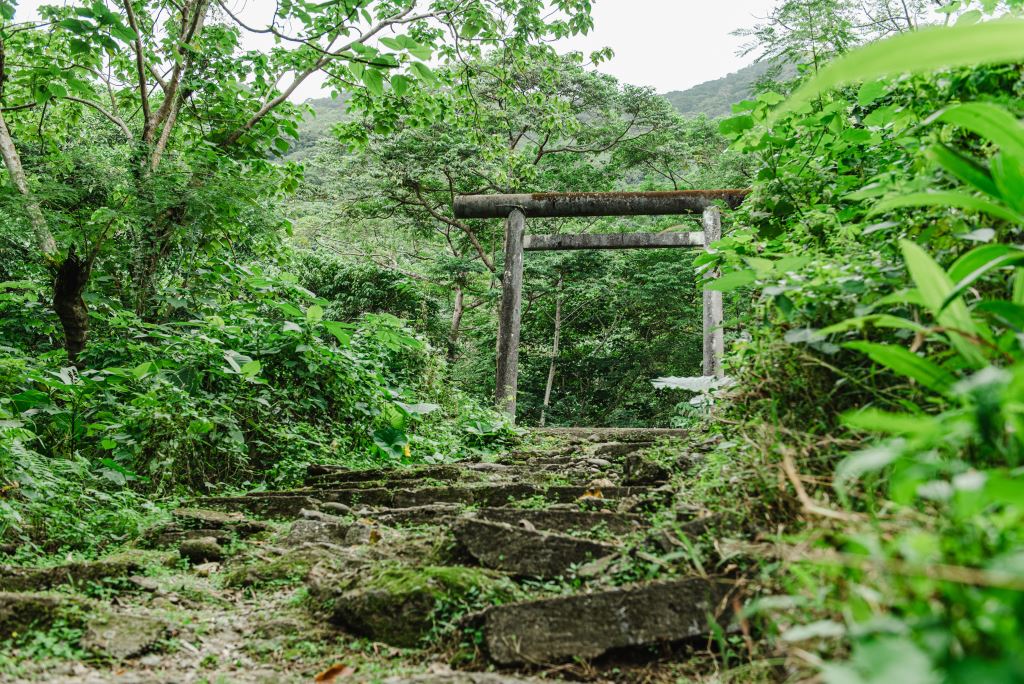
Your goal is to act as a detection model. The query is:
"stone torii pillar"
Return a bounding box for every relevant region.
[454,190,748,421]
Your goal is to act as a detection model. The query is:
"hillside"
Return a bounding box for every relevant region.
[663,60,789,118]
[287,93,352,161]
[288,61,783,158]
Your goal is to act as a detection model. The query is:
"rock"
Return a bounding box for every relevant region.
[674,451,705,471]
[306,464,464,487]
[283,520,349,546]
[80,613,169,659]
[452,518,617,578]
[173,508,270,536]
[332,565,516,647]
[383,675,548,683]
[0,553,150,592]
[0,592,88,638]
[226,545,359,588]
[191,494,316,517]
[179,537,224,564]
[575,553,618,579]
[592,441,654,458]
[533,427,688,442]
[471,508,643,536]
[480,577,726,664]
[344,522,380,545]
[622,453,672,486]
[464,462,511,473]
[371,504,463,526]
[319,502,354,516]
[127,576,162,592]
[255,617,310,639]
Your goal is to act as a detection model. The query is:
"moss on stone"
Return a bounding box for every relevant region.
[224,546,337,588]
[332,563,517,648]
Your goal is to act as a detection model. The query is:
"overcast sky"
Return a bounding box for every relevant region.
[559,1,777,93]
[16,0,778,97]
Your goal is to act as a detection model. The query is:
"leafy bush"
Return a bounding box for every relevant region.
[0,257,513,551]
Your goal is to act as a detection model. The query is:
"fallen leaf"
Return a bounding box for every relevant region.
[315,664,355,682]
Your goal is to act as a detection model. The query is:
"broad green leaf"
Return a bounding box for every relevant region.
[942,247,1024,312]
[871,191,1024,225]
[974,300,1024,331]
[928,144,999,198]
[391,74,411,97]
[949,244,1024,283]
[240,360,261,377]
[409,62,437,86]
[306,303,324,323]
[1014,269,1024,304]
[322,321,353,346]
[361,69,384,97]
[932,102,1024,162]
[719,115,754,136]
[109,24,137,43]
[842,408,937,435]
[396,401,440,416]
[857,80,888,106]
[900,240,988,367]
[992,152,1024,214]
[707,269,756,292]
[774,21,1024,119]
[820,314,928,336]
[846,341,957,396]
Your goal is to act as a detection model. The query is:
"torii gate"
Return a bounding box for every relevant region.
[453,190,748,421]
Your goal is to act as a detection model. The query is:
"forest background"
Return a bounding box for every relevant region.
[3,0,1024,681]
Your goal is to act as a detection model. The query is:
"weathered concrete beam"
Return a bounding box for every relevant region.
[454,190,748,219]
[523,232,704,252]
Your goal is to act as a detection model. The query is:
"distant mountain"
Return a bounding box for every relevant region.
[286,61,787,160]
[286,94,352,161]
[663,61,792,119]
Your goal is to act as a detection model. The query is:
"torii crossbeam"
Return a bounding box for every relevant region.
[453,190,749,421]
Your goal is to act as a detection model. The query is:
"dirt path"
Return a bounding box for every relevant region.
[1,429,743,683]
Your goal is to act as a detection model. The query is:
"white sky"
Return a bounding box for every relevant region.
[15,0,778,97]
[559,0,778,93]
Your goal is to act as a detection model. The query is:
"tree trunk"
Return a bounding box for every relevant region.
[0,111,56,255]
[53,248,92,365]
[540,276,563,428]
[448,284,465,363]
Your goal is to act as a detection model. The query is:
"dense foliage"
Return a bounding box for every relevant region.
[4,0,1024,681]
[701,4,1024,681]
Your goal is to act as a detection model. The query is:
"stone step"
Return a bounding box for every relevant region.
[478,577,727,665]
[532,427,688,443]
[0,554,151,592]
[317,484,662,509]
[308,463,618,490]
[305,464,466,487]
[384,675,553,683]
[194,494,315,518]
[196,481,666,519]
[471,508,644,536]
[452,518,618,578]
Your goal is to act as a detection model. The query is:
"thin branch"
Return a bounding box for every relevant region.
[122,0,152,133]
[220,4,439,148]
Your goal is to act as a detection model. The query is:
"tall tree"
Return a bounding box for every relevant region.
[0,0,592,362]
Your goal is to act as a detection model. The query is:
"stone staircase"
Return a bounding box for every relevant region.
[0,428,735,683]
